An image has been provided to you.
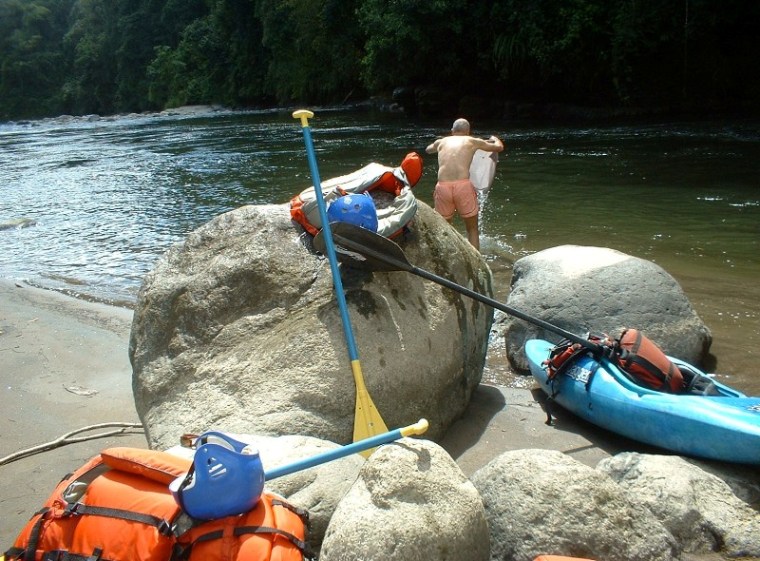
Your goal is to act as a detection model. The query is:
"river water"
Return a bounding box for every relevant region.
[1,108,758,394]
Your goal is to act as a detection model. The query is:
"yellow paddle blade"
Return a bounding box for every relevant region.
[350,360,388,456]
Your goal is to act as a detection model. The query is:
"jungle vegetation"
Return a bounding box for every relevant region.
[0,0,757,120]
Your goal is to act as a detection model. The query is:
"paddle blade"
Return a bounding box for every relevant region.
[313,222,411,273]
[351,360,388,456]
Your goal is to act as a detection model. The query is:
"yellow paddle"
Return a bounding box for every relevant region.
[292,110,388,451]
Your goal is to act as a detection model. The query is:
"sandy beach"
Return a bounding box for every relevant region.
[0,279,623,546]
[0,280,146,544]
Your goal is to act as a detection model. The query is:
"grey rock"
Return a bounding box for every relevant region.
[129,202,493,450]
[320,438,489,561]
[240,434,365,557]
[471,449,678,561]
[501,245,711,370]
[598,453,760,557]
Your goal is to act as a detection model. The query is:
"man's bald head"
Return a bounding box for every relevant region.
[451,118,470,135]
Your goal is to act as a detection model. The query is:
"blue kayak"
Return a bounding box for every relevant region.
[526,339,760,465]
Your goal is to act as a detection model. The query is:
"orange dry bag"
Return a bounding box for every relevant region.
[5,448,189,561]
[615,328,684,392]
[174,494,310,561]
[5,448,311,561]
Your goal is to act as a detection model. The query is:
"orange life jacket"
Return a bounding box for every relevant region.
[5,447,310,561]
[174,494,309,561]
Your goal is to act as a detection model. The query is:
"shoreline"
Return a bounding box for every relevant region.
[0,279,621,545]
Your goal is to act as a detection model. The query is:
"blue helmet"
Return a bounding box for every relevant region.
[169,431,264,520]
[327,193,378,232]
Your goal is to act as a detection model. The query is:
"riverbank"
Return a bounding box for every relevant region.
[1,279,633,545]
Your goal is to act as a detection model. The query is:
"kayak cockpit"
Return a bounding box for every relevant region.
[672,359,745,398]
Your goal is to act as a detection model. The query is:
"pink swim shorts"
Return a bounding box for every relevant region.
[434,179,478,219]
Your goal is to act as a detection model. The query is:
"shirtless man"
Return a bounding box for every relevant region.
[425,118,504,251]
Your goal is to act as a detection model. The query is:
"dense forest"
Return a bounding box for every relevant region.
[1,0,758,121]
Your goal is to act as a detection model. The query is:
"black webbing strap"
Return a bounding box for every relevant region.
[545,342,577,425]
[271,499,310,528]
[618,349,671,390]
[176,524,309,553]
[5,518,108,561]
[22,508,49,561]
[234,525,310,553]
[41,547,107,561]
[4,547,25,560]
[65,503,173,536]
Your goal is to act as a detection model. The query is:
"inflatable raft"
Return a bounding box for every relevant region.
[290,152,422,238]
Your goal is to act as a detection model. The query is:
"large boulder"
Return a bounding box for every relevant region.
[319,438,489,561]
[501,245,712,370]
[598,453,760,557]
[129,202,493,450]
[471,449,678,561]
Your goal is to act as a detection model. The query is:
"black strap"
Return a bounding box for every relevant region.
[87,548,105,561]
[179,524,309,552]
[235,525,309,553]
[171,465,196,517]
[65,503,173,536]
[271,499,310,529]
[583,359,602,392]
[23,509,49,561]
[4,547,25,560]
[544,349,601,425]
[618,349,672,390]
[544,396,555,426]
[41,547,107,561]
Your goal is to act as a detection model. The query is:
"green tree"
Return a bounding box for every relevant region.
[255,0,364,104]
[119,0,208,111]
[148,15,226,107]
[212,0,270,106]
[357,0,472,92]
[2,0,759,120]
[0,0,73,118]
[147,0,270,108]
[488,0,760,108]
[489,0,614,104]
[61,0,121,115]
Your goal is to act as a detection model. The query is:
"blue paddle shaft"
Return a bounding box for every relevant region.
[264,419,428,480]
[264,428,402,480]
[297,122,360,361]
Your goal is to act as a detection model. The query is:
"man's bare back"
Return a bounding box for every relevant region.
[427,135,499,181]
[425,122,503,182]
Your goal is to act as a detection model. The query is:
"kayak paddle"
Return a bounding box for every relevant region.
[313,221,604,355]
[265,418,428,480]
[292,110,389,449]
